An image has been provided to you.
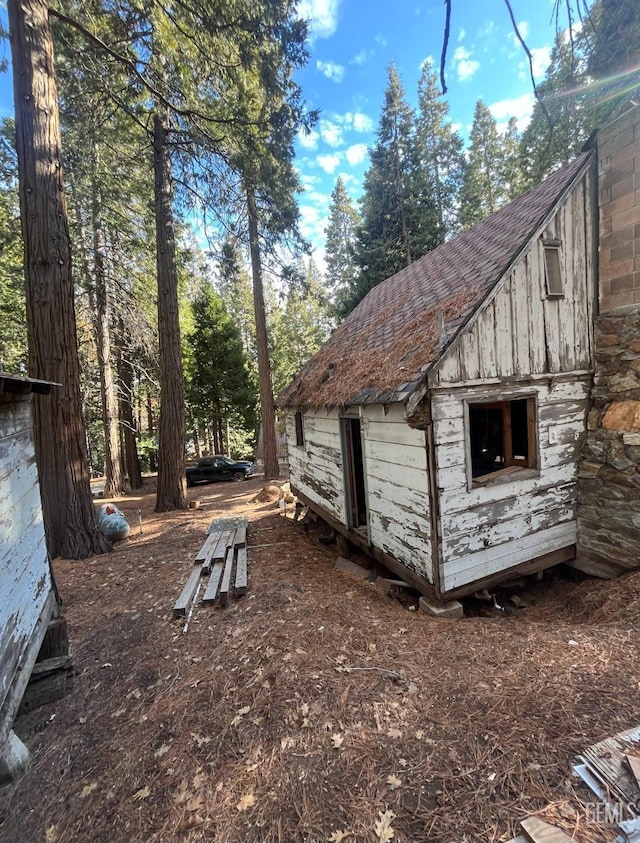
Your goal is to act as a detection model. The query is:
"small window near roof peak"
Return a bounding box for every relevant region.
[543,238,563,297]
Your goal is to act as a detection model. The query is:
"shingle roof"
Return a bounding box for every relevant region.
[279,152,592,410]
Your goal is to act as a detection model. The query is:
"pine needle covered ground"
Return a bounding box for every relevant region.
[1,474,637,843]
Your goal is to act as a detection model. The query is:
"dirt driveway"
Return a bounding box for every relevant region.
[1,473,639,842]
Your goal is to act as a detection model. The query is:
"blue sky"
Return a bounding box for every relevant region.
[0,0,567,267]
[293,0,567,265]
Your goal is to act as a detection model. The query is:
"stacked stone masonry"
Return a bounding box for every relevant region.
[598,106,640,312]
[578,312,640,576]
[576,103,640,577]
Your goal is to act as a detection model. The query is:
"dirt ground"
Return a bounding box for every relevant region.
[1,471,640,843]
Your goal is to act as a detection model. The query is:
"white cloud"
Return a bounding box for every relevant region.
[297,0,340,40]
[489,92,536,131]
[352,112,373,132]
[319,119,343,147]
[298,128,320,150]
[345,143,368,165]
[317,154,341,173]
[317,60,345,82]
[374,33,387,47]
[351,48,373,65]
[531,46,551,79]
[420,54,436,71]
[458,28,466,41]
[453,46,480,82]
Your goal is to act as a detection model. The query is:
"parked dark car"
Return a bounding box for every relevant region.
[186,455,254,486]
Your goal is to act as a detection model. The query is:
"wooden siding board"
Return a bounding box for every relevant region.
[442,522,577,591]
[444,504,576,560]
[439,480,576,537]
[364,439,428,470]
[0,533,50,713]
[364,419,428,448]
[288,409,346,523]
[366,472,430,516]
[431,373,587,592]
[368,513,432,581]
[495,274,514,376]
[0,398,30,440]
[511,265,531,375]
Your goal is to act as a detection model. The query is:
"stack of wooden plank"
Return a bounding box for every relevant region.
[172,518,249,619]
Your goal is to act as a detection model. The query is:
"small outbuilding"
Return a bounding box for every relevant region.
[280,152,596,602]
[0,373,59,780]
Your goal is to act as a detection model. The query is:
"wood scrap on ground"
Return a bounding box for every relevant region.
[173,518,249,620]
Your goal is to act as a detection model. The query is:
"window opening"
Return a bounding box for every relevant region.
[469,397,536,483]
[543,239,563,297]
[294,412,304,447]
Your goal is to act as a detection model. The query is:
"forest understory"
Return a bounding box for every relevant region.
[1,471,638,843]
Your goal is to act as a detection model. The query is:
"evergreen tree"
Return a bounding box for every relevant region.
[501,116,525,201]
[324,176,360,320]
[218,237,257,366]
[458,99,504,229]
[185,284,256,457]
[7,0,111,557]
[0,119,26,373]
[586,0,640,123]
[352,63,438,313]
[271,258,332,396]
[518,32,589,188]
[415,59,465,239]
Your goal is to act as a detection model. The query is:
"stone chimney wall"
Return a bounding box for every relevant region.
[577,103,640,577]
[598,106,640,311]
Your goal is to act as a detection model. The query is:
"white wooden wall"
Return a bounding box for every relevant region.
[436,169,594,385]
[287,405,433,584]
[0,394,53,716]
[361,405,432,583]
[286,408,346,523]
[431,377,590,594]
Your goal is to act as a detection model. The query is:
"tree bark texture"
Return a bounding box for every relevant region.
[246,188,279,480]
[117,348,142,490]
[91,141,124,497]
[8,0,111,558]
[153,111,187,511]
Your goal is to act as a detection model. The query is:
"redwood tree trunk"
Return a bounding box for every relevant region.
[91,140,124,497]
[8,0,111,558]
[246,188,279,480]
[153,111,187,511]
[118,348,143,490]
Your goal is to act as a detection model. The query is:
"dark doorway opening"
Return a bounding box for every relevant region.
[342,417,367,529]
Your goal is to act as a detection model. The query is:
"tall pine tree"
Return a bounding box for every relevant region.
[458,99,504,229]
[415,59,465,239]
[352,63,438,313]
[324,176,360,320]
[518,32,588,188]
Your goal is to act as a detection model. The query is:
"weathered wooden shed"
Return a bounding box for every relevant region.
[0,373,58,779]
[280,152,596,603]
